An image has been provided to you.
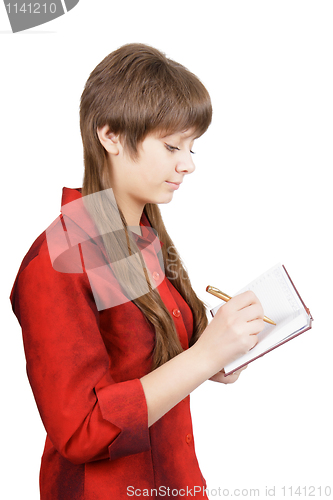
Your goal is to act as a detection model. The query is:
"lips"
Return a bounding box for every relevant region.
[165,181,181,190]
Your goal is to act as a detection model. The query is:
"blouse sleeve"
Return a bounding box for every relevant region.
[10,238,151,465]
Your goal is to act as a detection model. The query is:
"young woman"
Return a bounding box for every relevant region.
[10,44,265,499]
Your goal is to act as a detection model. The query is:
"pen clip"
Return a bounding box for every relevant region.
[206,286,231,301]
[206,286,229,297]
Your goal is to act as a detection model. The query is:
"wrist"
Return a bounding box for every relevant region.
[189,338,224,380]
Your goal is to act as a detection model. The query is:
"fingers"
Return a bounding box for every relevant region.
[223,292,265,332]
[238,302,264,323]
[206,290,265,370]
[241,327,259,352]
[222,364,248,384]
[228,290,260,311]
[245,318,265,336]
[249,331,259,350]
[234,364,248,375]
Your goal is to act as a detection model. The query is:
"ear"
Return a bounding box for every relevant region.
[97,125,121,155]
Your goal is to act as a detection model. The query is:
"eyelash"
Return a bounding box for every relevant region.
[165,144,195,154]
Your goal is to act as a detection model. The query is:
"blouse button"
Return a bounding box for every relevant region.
[152,272,160,281]
[172,308,181,318]
[185,433,192,444]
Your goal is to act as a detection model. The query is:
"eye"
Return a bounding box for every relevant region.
[165,143,180,152]
[165,143,196,154]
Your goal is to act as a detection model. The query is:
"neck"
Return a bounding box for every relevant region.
[116,195,144,230]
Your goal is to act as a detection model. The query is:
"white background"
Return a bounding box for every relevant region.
[1,1,332,498]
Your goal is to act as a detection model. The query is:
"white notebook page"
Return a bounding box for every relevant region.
[211,264,309,374]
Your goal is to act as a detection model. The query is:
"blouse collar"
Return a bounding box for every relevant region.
[60,187,162,250]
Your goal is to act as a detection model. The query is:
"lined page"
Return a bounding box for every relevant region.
[224,309,309,374]
[210,264,309,374]
[235,264,303,322]
[212,263,303,335]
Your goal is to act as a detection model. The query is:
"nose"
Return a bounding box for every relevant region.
[175,152,196,175]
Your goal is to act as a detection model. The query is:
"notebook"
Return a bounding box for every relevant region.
[210,263,313,376]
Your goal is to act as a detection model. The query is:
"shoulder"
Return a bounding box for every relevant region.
[13,228,48,284]
[11,188,84,286]
[10,213,94,319]
[10,226,48,309]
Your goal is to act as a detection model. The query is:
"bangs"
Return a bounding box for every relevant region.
[151,93,212,141]
[116,58,212,156]
[149,67,212,140]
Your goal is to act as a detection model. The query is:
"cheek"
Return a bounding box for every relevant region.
[144,164,166,184]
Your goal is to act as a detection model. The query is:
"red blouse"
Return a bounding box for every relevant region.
[10,187,208,499]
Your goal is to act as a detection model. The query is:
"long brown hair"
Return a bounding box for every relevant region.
[80,43,212,370]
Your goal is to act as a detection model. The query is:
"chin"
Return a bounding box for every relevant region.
[146,192,174,205]
[157,194,174,205]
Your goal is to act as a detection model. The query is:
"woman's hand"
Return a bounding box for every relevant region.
[209,365,248,384]
[194,291,265,376]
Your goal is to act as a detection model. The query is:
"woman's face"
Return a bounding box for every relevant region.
[108,128,197,222]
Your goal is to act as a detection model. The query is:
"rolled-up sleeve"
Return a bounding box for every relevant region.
[97,379,150,461]
[10,240,151,465]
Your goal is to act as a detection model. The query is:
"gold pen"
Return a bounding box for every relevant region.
[206,285,276,326]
